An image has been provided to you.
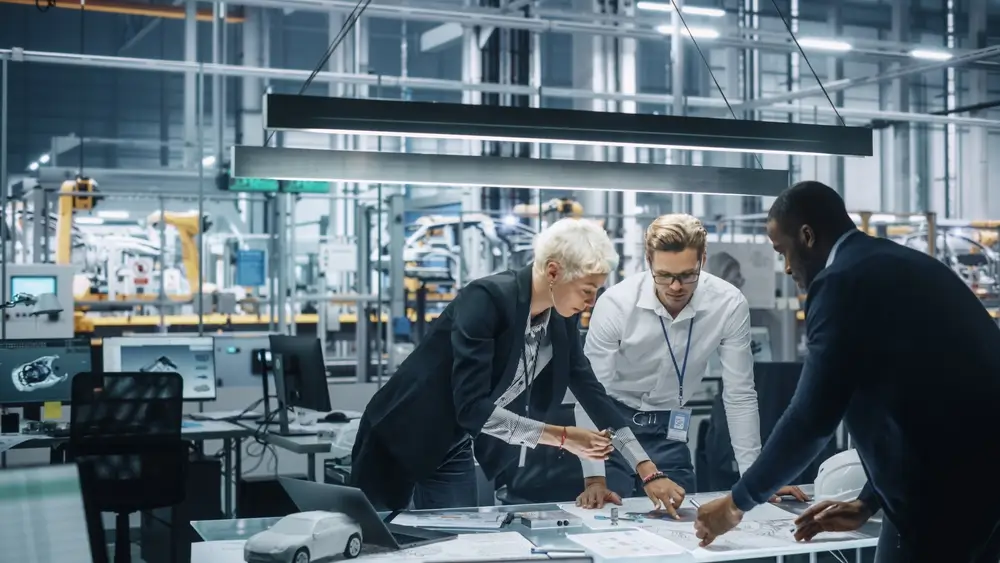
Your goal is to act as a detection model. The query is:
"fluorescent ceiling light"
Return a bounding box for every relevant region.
[97,210,130,219]
[637,1,672,11]
[38,153,50,164]
[637,1,726,17]
[796,38,853,52]
[655,24,720,39]
[75,217,105,225]
[202,155,217,167]
[232,146,791,197]
[264,95,874,158]
[28,162,39,171]
[909,49,952,61]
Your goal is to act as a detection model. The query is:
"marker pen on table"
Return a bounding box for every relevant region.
[531,548,587,555]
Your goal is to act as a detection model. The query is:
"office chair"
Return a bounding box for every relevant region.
[68,372,189,563]
[701,362,838,491]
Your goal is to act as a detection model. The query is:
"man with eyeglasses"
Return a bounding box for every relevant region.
[574,214,805,510]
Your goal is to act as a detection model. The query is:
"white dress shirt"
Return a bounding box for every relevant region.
[576,270,762,477]
[481,308,648,471]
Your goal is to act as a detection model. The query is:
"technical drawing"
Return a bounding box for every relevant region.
[139,356,179,373]
[11,355,69,392]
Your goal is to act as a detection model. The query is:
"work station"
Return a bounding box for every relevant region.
[3,0,999,562]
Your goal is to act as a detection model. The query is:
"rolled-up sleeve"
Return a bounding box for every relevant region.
[481,407,546,448]
[719,295,762,476]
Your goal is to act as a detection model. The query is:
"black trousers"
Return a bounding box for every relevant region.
[351,431,477,511]
[876,515,1000,563]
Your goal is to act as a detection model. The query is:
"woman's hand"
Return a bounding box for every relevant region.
[542,425,614,460]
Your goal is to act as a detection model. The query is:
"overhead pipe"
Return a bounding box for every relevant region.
[731,44,1000,112]
[196,0,988,64]
[3,47,1000,129]
[0,0,244,22]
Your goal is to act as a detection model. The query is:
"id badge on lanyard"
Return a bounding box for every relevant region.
[518,338,539,468]
[659,317,694,443]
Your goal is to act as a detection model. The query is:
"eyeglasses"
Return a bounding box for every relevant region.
[652,267,701,286]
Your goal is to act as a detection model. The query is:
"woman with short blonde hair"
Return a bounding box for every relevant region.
[352,218,679,512]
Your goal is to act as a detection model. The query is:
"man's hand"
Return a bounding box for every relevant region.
[542,426,613,460]
[793,499,872,542]
[576,477,622,509]
[770,485,810,503]
[641,477,686,519]
[694,494,743,547]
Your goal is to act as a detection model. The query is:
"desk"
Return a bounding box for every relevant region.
[1,419,252,517]
[238,421,349,481]
[191,493,880,562]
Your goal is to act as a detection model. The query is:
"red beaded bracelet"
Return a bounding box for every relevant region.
[642,471,665,484]
[559,426,567,449]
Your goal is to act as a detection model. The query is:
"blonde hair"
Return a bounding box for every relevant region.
[645,214,707,262]
[532,218,619,281]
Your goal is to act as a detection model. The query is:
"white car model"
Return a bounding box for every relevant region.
[244,511,363,563]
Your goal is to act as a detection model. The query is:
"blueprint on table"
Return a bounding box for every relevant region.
[559,496,863,553]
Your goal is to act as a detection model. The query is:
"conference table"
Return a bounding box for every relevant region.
[191,490,880,563]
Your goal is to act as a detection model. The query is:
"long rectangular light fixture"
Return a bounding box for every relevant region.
[263,94,874,158]
[796,38,853,52]
[231,146,791,197]
[654,24,720,39]
[637,1,727,17]
[910,49,952,61]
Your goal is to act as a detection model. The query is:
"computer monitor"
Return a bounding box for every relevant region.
[0,338,92,406]
[102,336,217,401]
[0,464,109,563]
[10,274,57,297]
[269,335,331,413]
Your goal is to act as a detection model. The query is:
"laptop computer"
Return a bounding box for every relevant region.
[278,479,458,550]
[0,464,109,563]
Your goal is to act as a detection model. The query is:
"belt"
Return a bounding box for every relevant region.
[630,409,672,427]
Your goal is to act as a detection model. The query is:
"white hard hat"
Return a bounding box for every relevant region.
[814,449,868,502]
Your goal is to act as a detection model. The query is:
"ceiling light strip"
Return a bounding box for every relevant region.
[231,146,791,197]
[263,94,874,157]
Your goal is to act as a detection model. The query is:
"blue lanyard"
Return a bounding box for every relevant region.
[659,316,694,404]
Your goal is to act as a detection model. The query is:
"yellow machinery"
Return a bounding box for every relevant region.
[55,177,99,264]
[146,211,211,293]
[512,198,584,221]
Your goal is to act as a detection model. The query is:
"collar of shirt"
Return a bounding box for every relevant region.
[825,229,859,268]
[635,273,704,323]
[526,307,551,337]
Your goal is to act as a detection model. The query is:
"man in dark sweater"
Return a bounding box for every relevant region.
[694,182,1000,562]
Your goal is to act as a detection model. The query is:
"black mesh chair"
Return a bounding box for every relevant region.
[701,362,839,491]
[69,372,189,563]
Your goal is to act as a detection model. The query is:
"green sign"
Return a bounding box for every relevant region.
[226,177,329,194]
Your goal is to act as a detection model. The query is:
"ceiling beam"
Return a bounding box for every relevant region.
[730,44,1000,113]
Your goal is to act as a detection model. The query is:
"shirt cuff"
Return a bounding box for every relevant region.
[479,407,545,448]
[612,427,651,472]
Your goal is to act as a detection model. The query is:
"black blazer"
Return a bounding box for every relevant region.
[731,233,1000,539]
[356,266,632,485]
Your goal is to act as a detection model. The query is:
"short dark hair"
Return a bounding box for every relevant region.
[767,181,855,240]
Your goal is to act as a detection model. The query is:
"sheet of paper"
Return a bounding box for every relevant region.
[356,532,545,562]
[390,512,507,530]
[191,540,246,563]
[635,520,790,553]
[43,401,62,420]
[567,528,686,559]
[0,435,35,453]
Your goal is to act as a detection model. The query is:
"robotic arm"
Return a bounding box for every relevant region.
[147,211,212,293]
